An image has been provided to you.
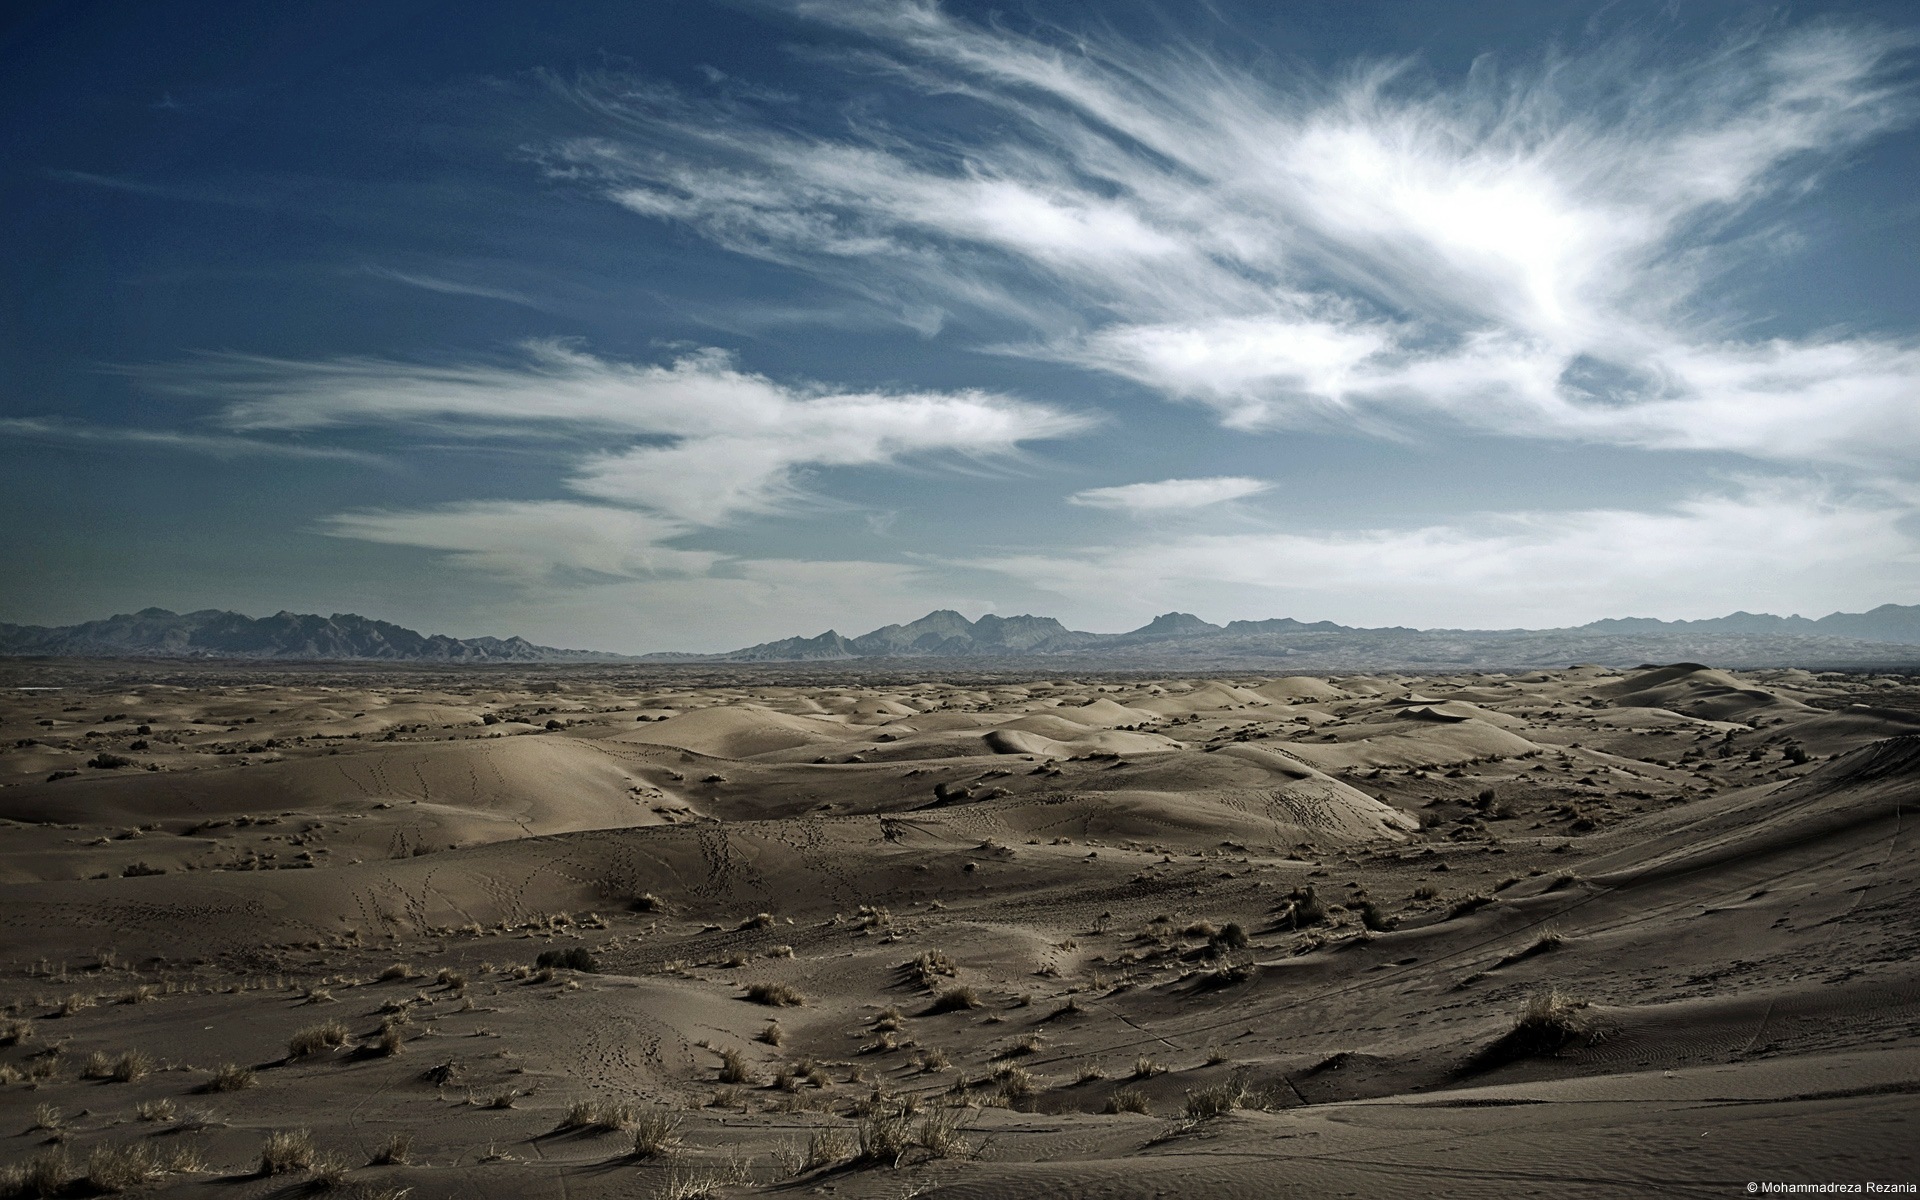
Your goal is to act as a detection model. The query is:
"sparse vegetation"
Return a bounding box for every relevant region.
[929,985,980,1012]
[260,1128,318,1175]
[535,947,599,973]
[1104,1088,1151,1114]
[289,1020,351,1058]
[628,1107,685,1158]
[738,980,800,1007]
[202,1061,257,1092]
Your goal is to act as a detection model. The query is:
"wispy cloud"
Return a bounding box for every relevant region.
[360,265,543,308]
[551,9,1918,469]
[155,340,1090,527]
[1069,476,1271,513]
[0,417,382,463]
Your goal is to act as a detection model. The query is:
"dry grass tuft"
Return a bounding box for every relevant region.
[717,1045,752,1085]
[560,1097,639,1133]
[628,1107,685,1158]
[1104,1088,1151,1115]
[929,985,980,1013]
[259,1128,318,1175]
[201,1062,257,1093]
[369,1132,412,1165]
[745,981,805,1007]
[288,1019,350,1059]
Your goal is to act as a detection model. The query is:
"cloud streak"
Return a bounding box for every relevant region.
[1069,476,1271,513]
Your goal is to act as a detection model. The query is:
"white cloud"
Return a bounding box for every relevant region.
[1069,476,1272,513]
[972,482,1920,629]
[157,340,1090,527]
[321,501,720,581]
[555,12,1919,470]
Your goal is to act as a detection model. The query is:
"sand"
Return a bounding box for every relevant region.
[0,658,1915,1197]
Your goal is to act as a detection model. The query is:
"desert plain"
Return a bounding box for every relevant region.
[0,657,1916,1198]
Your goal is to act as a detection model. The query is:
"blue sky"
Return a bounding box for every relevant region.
[5,0,1920,653]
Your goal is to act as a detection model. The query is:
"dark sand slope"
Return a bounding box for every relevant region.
[0,661,1914,1197]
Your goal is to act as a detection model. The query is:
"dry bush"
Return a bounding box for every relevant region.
[776,1127,853,1176]
[377,963,411,982]
[202,1062,256,1093]
[260,1128,318,1175]
[745,981,804,1007]
[370,1132,412,1165]
[737,911,774,930]
[1183,1079,1246,1120]
[872,1005,905,1032]
[1131,1055,1163,1080]
[1104,1088,1151,1115]
[856,1104,914,1166]
[758,1020,784,1047]
[0,1148,70,1199]
[119,984,159,1005]
[929,985,980,1013]
[0,1019,31,1046]
[628,1108,685,1158]
[906,950,958,990]
[561,1097,639,1132]
[1074,1061,1107,1084]
[134,1098,176,1123]
[288,1019,350,1058]
[1447,894,1495,920]
[717,1046,751,1085]
[29,1104,63,1131]
[917,1046,951,1072]
[371,1024,405,1057]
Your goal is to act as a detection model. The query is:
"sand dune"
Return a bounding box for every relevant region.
[0,658,1913,1196]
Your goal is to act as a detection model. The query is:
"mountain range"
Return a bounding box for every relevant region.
[0,608,621,662]
[3,603,1919,668]
[676,603,1920,662]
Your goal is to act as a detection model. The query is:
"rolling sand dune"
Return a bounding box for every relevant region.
[0,659,1915,1196]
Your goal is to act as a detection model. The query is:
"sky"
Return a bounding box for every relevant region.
[4,0,1920,653]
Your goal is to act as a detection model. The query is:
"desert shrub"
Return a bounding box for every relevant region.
[758,1020,785,1046]
[120,862,164,877]
[378,963,412,982]
[1210,922,1249,951]
[1104,1088,1150,1115]
[1470,990,1598,1070]
[202,1062,256,1092]
[784,1127,852,1175]
[260,1129,317,1175]
[88,753,134,770]
[1357,901,1395,932]
[0,1148,71,1198]
[370,1132,412,1165]
[906,950,958,990]
[1281,886,1326,928]
[745,981,804,1007]
[737,911,774,930]
[561,1097,637,1133]
[717,1046,751,1084]
[856,1103,915,1166]
[1184,1079,1246,1120]
[534,947,598,973]
[1131,1056,1162,1080]
[1074,1061,1107,1084]
[0,1019,31,1046]
[1448,894,1495,920]
[289,1020,350,1058]
[371,1024,405,1057]
[135,1098,176,1122]
[914,1106,970,1158]
[628,1108,685,1158]
[929,985,980,1013]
